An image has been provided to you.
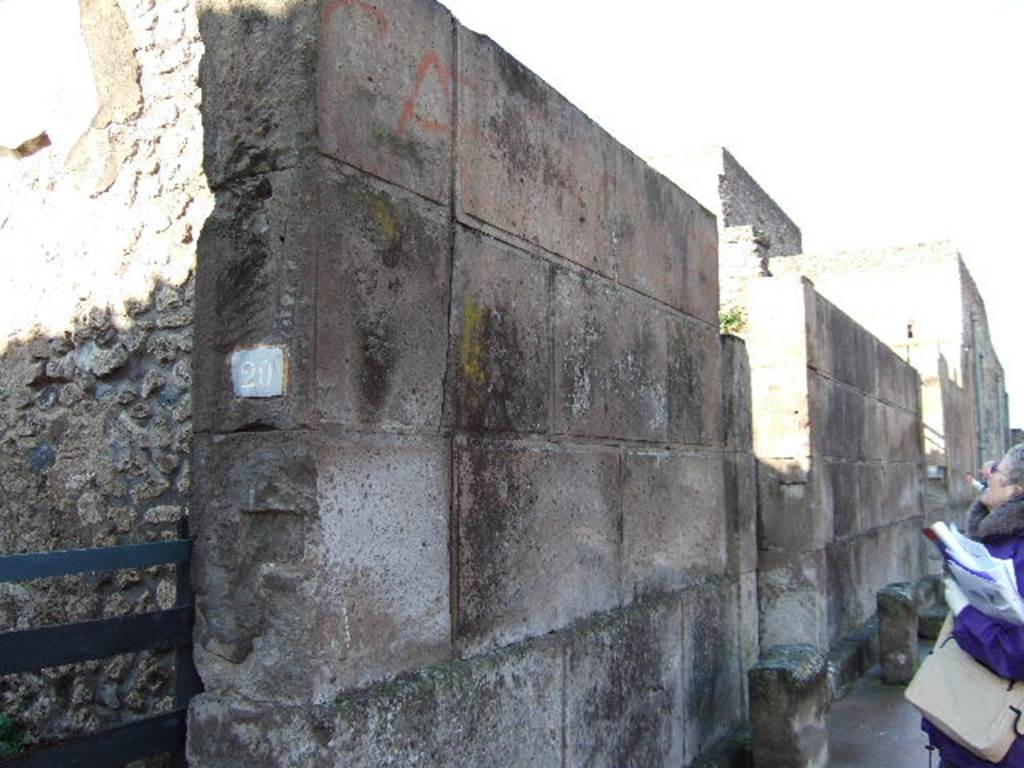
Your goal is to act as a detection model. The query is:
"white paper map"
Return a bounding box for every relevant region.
[924,521,1024,626]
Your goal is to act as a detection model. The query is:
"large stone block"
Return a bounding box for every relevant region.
[316,165,450,429]
[876,342,915,410]
[191,636,564,768]
[842,387,866,461]
[682,580,743,763]
[621,450,727,597]
[317,0,454,204]
[807,371,831,459]
[721,335,753,451]
[446,227,551,433]
[757,462,830,554]
[194,163,319,434]
[191,430,451,704]
[192,431,326,703]
[554,271,668,441]
[745,276,810,370]
[825,536,866,645]
[828,306,876,395]
[330,636,564,767]
[877,583,918,684]
[454,439,620,653]
[805,290,832,378]
[856,462,884,532]
[314,431,451,694]
[749,364,810,462]
[881,461,921,526]
[564,599,683,768]
[724,453,758,575]
[457,27,615,278]
[667,314,720,446]
[748,645,829,768]
[197,0,317,187]
[758,548,828,648]
[187,694,322,768]
[610,150,719,322]
[860,397,882,462]
[827,460,860,539]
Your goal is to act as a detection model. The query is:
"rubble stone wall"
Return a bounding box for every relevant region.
[188,1,749,765]
[0,0,210,755]
[747,277,926,649]
[719,149,802,258]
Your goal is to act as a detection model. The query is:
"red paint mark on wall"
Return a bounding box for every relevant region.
[321,0,389,39]
[396,51,451,138]
[395,50,476,140]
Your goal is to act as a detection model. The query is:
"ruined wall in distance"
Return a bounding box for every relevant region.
[771,243,994,524]
[657,146,801,313]
[747,277,926,649]
[960,259,1010,466]
[719,149,802,259]
[188,1,747,766]
[0,0,210,753]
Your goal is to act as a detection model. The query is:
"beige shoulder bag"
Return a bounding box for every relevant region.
[905,613,1024,762]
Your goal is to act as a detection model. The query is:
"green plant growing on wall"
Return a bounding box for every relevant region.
[719,304,747,335]
[0,715,23,757]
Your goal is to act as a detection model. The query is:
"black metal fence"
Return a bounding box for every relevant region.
[0,521,200,767]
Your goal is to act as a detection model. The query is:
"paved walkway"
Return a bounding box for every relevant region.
[827,665,935,768]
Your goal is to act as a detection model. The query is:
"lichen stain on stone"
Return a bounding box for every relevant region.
[370,196,398,246]
[460,297,489,390]
[361,192,406,269]
[456,296,534,431]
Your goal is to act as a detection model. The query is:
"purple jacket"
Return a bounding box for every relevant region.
[923,532,1024,767]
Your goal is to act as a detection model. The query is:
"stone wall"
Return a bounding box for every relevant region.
[959,259,1009,467]
[746,276,926,648]
[771,243,1009,523]
[0,0,209,753]
[719,149,802,259]
[187,0,749,765]
[658,146,801,312]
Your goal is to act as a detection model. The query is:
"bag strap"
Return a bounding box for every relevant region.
[1011,706,1024,738]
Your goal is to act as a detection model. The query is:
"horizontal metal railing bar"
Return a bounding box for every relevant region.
[0,709,186,767]
[0,540,190,584]
[0,607,194,675]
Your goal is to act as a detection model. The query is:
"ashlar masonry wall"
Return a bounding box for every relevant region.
[771,243,1009,525]
[746,276,926,649]
[188,1,748,765]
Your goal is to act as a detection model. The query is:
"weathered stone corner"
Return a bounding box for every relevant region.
[749,644,829,768]
[877,582,918,684]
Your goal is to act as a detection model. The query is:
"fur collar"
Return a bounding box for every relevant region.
[968,496,1024,541]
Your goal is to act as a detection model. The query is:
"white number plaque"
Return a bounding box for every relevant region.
[231,346,286,398]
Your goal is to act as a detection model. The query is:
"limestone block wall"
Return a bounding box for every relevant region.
[189,1,746,765]
[771,243,1007,522]
[747,277,926,649]
[0,0,209,750]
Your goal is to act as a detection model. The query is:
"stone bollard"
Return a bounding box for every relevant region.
[877,582,918,684]
[749,644,829,768]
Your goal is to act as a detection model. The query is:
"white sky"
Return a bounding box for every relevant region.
[441,0,1024,426]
